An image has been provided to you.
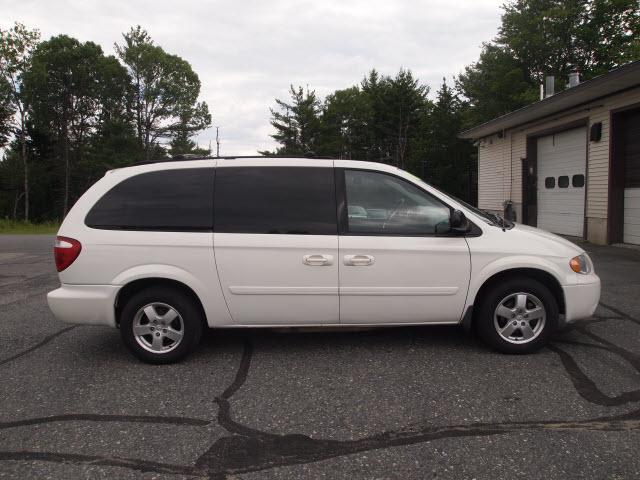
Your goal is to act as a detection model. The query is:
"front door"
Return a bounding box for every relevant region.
[336,167,471,325]
[213,162,339,325]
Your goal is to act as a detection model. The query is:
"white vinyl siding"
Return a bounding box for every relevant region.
[476,86,640,241]
[478,136,508,212]
[624,188,640,245]
[510,131,526,205]
[586,110,610,218]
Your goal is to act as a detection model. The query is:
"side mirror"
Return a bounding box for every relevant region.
[450,209,470,234]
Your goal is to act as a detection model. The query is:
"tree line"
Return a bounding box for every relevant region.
[0,25,211,221]
[263,0,639,201]
[262,73,476,202]
[1,0,638,221]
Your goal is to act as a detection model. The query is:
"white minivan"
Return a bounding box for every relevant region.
[47,157,600,363]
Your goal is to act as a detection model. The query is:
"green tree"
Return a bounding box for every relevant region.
[318,86,372,159]
[458,0,640,126]
[419,79,476,200]
[0,149,23,219]
[24,35,130,216]
[0,78,14,147]
[265,69,430,172]
[115,26,211,160]
[264,85,322,155]
[457,43,538,127]
[168,111,211,157]
[499,0,640,81]
[0,22,40,220]
[361,69,430,170]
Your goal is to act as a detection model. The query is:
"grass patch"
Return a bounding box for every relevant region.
[0,219,59,234]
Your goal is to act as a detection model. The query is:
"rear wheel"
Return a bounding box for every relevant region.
[120,287,203,364]
[476,277,558,354]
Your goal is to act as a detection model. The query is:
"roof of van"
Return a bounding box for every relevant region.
[108,156,404,177]
[133,155,338,166]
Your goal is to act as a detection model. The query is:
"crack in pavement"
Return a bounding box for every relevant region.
[548,307,640,406]
[548,343,640,406]
[0,326,77,367]
[2,406,640,478]
[0,451,197,477]
[599,302,640,325]
[1,304,640,478]
[0,414,210,430]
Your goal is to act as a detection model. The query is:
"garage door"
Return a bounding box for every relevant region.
[621,110,640,245]
[536,127,586,236]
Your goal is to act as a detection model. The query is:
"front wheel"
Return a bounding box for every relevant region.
[476,278,558,354]
[120,287,203,364]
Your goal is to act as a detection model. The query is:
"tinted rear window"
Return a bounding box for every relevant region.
[214,167,336,234]
[85,168,214,231]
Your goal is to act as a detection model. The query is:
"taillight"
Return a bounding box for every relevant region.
[54,236,82,272]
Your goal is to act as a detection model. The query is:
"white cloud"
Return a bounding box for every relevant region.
[2,0,503,154]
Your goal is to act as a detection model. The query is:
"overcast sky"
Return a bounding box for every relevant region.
[3,0,504,154]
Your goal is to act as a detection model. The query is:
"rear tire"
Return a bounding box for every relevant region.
[476,277,558,354]
[120,286,203,364]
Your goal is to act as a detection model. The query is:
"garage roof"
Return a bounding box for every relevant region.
[459,60,640,139]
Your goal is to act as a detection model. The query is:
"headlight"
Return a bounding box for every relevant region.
[570,254,592,274]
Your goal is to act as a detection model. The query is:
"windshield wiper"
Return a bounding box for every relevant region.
[483,211,514,230]
[482,211,500,226]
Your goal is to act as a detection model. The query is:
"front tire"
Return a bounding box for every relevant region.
[476,277,558,354]
[120,287,203,364]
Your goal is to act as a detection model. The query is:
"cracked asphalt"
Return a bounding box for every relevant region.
[1,234,640,479]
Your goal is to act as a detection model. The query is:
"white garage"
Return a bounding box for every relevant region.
[461,60,640,245]
[619,108,640,245]
[536,127,587,237]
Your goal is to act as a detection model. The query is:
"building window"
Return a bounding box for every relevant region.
[544,177,555,189]
[558,176,569,188]
[572,174,585,188]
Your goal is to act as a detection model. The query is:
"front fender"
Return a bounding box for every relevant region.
[466,255,576,309]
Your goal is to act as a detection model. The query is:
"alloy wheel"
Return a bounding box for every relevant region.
[132,302,185,354]
[493,292,546,344]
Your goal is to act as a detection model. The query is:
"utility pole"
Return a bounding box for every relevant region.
[215,126,220,157]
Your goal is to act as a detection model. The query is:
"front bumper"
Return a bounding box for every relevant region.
[562,275,601,324]
[47,284,119,327]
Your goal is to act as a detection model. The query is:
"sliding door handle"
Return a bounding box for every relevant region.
[303,254,333,266]
[344,254,374,266]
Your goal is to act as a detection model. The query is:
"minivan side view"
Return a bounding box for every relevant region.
[47,157,601,363]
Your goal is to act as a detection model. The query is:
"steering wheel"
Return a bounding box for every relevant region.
[382,198,406,230]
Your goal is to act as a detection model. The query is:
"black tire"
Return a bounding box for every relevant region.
[476,277,558,354]
[120,286,203,364]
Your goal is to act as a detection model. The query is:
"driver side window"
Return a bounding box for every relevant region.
[344,169,451,235]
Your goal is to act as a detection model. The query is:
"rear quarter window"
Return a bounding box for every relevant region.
[85,168,214,231]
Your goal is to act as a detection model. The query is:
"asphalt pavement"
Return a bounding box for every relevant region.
[1,234,639,479]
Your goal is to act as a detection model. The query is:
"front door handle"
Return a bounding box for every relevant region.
[303,254,333,266]
[344,254,375,266]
